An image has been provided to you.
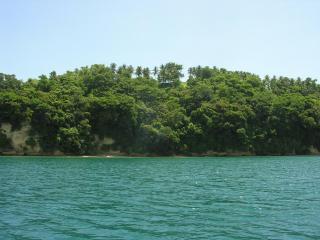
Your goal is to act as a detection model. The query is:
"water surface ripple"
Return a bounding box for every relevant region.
[0,156,320,239]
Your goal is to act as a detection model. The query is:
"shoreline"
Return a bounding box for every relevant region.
[1,152,320,158]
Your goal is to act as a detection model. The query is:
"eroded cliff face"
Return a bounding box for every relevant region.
[94,135,115,151]
[0,123,41,154]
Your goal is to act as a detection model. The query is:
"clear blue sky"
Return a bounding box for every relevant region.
[1,0,320,80]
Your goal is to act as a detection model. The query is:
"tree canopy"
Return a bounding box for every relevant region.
[0,63,320,156]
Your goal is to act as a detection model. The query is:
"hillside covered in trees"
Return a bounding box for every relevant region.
[1,63,320,156]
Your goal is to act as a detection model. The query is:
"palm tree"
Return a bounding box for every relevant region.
[135,66,142,77]
[110,63,117,73]
[153,66,158,77]
[142,68,150,78]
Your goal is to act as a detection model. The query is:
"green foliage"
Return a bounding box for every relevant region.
[0,73,21,91]
[0,92,32,129]
[88,93,138,152]
[158,63,183,88]
[0,130,11,151]
[1,63,320,155]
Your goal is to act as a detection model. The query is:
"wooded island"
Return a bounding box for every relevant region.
[0,63,319,156]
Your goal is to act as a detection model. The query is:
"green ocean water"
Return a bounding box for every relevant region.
[0,156,319,239]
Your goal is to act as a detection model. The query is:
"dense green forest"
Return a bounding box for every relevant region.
[1,63,320,156]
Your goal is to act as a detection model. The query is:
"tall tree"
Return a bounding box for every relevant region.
[158,63,183,88]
